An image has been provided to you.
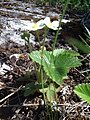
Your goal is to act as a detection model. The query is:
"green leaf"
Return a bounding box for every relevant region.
[30,50,67,85]
[30,49,81,85]
[30,50,51,65]
[55,53,81,69]
[74,83,90,104]
[53,49,80,57]
[66,37,90,54]
[24,82,47,96]
[46,50,81,85]
[44,62,68,85]
[46,83,56,102]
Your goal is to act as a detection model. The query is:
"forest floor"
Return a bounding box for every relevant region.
[0,0,90,120]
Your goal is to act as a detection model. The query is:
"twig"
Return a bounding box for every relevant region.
[0,85,22,104]
[0,103,40,107]
[74,68,85,77]
[0,102,84,108]
[81,54,90,62]
[81,69,90,73]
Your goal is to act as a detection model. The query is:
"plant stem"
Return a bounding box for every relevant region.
[36,30,41,45]
[27,40,32,53]
[49,1,70,119]
[40,27,49,104]
[52,0,70,52]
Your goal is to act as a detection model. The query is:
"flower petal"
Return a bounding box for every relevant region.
[44,17,51,26]
[29,23,37,31]
[44,17,62,30]
[29,19,45,31]
[61,19,70,23]
[52,21,59,29]
[37,19,45,29]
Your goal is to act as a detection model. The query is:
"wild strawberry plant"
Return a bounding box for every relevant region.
[25,49,81,101]
[21,6,81,103]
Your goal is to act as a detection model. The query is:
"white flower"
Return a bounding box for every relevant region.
[29,19,45,31]
[9,19,45,31]
[44,17,61,30]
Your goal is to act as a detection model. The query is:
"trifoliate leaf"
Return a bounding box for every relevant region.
[30,49,81,85]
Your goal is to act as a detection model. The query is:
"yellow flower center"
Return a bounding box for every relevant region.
[49,22,52,27]
[32,23,38,28]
